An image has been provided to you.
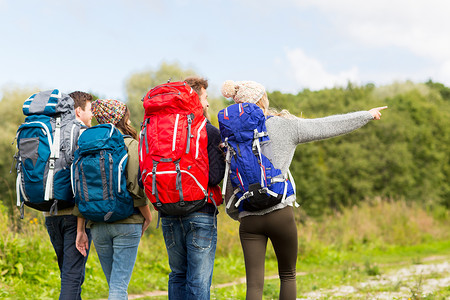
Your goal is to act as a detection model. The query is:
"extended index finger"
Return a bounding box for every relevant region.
[377,106,388,111]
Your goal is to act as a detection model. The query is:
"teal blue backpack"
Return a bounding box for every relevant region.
[71,124,134,222]
[14,89,82,217]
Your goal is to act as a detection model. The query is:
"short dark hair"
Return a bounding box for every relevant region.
[184,77,208,96]
[69,91,93,110]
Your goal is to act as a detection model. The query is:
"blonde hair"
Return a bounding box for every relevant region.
[255,92,297,119]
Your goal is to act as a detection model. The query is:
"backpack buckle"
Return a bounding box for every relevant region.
[48,160,55,169]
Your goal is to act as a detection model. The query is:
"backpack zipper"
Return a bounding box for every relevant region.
[108,154,113,197]
[186,114,194,153]
[21,121,53,149]
[148,83,187,99]
[236,168,245,191]
[99,151,108,200]
[80,162,88,201]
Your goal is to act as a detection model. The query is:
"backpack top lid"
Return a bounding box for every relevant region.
[143,81,203,117]
[219,103,268,143]
[77,123,125,154]
[23,89,74,116]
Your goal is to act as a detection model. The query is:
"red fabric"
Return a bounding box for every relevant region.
[208,185,223,206]
[140,82,210,207]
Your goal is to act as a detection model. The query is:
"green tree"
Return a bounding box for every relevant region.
[125,62,197,128]
[0,87,37,213]
[269,81,450,216]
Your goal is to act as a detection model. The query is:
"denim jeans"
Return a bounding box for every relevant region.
[90,223,142,300]
[161,212,217,300]
[45,214,92,300]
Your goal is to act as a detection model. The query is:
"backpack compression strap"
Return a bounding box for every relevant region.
[226,187,241,210]
[16,169,26,219]
[287,170,299,207]
[252,129,269,188]
[152,161,161,207]
[221,137,231,196]
[45,116,62,215]
[174,159,184,206]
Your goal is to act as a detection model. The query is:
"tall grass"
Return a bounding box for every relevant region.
[0,199,449,299]
[0,204,61,299]
[297,199,449,254]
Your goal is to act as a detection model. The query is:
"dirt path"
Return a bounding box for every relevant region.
[110,256,449,299]
[299,261,449,299]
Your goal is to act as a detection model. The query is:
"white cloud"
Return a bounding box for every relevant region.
[291,0,450,61]
[437,60,450,84]
[285,48,359,90]
[287,0,450,86]
[238,0,450,86]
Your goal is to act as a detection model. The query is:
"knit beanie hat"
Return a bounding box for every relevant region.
[221,80,266,104]
[91,99,126,125]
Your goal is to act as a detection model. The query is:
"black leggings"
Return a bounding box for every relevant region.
[239,206,298,300]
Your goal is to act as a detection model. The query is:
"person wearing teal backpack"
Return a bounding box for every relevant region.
[220,80,387,300]
[15,89,93,300]
[74,99,152,300]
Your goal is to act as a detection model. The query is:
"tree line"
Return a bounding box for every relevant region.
[1,63,449,219]
[269,81,450,216]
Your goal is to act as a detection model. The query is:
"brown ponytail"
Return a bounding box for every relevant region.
[116,107,138,140]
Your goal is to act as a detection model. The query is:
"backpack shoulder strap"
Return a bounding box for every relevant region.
[123,135,134,148]
[44,116,62,202]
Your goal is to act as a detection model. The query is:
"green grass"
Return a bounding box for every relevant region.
[0,200,449,299]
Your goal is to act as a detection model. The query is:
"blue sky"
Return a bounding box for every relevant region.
[1,0,449,100]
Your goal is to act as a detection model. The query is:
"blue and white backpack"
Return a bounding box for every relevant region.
[71,124,134,223]
[218,103,296,215]
[14,89,82,217]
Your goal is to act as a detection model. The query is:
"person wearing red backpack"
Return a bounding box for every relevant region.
[220,80,387,300]
[158,77,225,300]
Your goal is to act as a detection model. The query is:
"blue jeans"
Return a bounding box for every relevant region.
[90,223,142,300]
[45,214,92,300]
[161,212,217,300]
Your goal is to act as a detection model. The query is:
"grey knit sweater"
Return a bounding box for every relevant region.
[230,110,374,219]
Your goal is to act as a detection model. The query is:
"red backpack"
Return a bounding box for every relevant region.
[139,82,216,215]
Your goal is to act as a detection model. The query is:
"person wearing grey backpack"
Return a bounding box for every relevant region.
[43,91,93,299]
[15,89,93,299]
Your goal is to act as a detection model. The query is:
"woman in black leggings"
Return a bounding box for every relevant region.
[240,206,298,299]
[221,80,387,299]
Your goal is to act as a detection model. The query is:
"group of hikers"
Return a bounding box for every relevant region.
[14,76,387,300]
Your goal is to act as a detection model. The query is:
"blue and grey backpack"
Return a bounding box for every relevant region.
[14,89,82,217]
[71,123,134,223]
[218,103,295,215]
